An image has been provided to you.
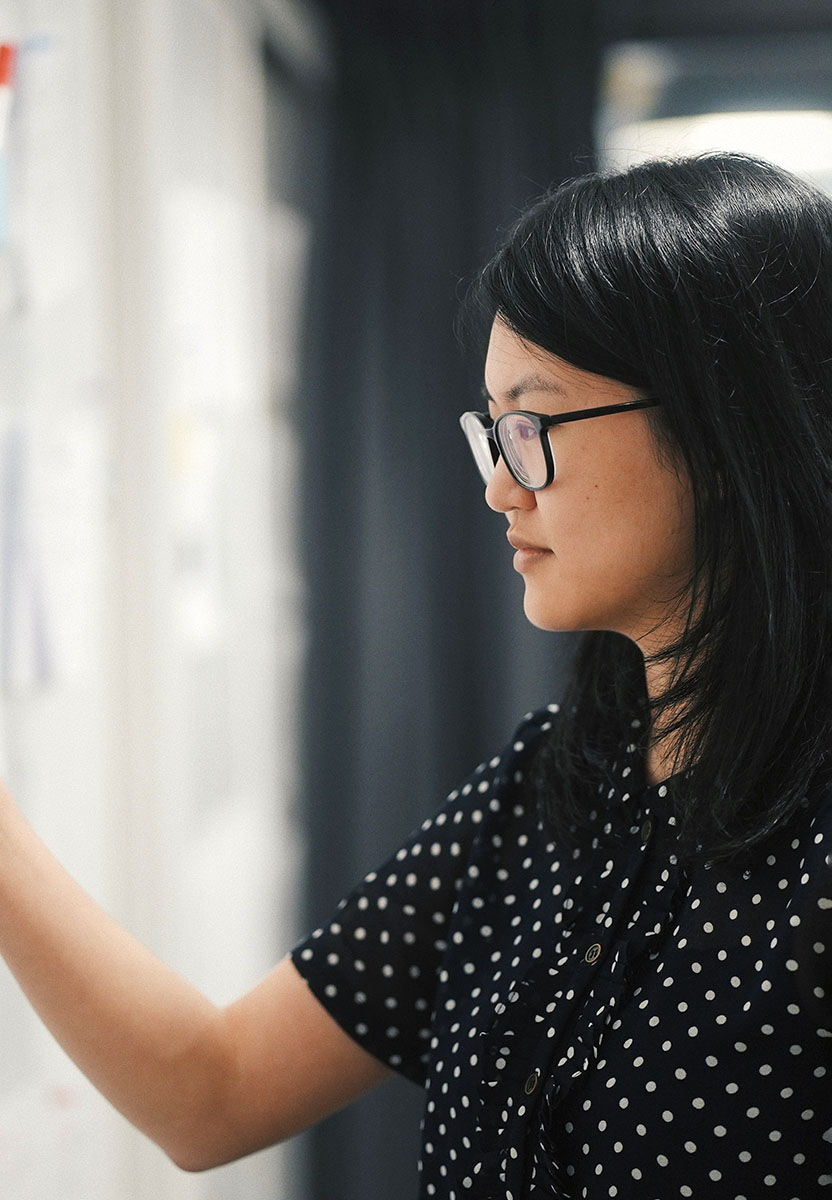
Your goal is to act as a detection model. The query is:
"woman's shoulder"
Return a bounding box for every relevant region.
[800,782,832,892]
[440,703,561,817]
[505,702,562,759]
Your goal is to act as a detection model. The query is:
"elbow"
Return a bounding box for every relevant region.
[161,1120,289,1174]
[165,1143,219,1174]
[163,1126,254,1174]
[166,1142,224,1171]
[165,1137,241,1174]
[166,1141,284,1175]
[150,1007,296,1171]
[151,1022,257,1172]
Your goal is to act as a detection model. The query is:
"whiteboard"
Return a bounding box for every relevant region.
[0,1,308,1197]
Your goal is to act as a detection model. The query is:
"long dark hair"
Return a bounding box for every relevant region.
[468,152,832,860]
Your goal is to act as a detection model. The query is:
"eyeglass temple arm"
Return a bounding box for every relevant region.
[538,398,658,428]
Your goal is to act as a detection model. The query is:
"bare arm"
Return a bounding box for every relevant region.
[0,785,391,1171]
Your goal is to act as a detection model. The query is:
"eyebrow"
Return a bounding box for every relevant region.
[481,372,567,407]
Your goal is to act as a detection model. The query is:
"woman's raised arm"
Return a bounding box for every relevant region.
[0,783,391,1171]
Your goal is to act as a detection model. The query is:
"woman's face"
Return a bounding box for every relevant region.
[482,319,695,652]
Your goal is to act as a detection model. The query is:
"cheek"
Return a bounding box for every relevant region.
[622,479,695,599]
[546,461,693,583]
[520,437,695,636]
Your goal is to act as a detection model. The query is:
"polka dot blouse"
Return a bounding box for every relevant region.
[292,705,832,1198]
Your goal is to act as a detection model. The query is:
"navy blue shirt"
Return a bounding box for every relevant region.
[292,706,832,1198]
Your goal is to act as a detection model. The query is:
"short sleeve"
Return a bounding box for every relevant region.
[793,792,832,1026]
[291,707,556,1084]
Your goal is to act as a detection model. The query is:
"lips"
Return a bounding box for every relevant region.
[506,531,549,553]
[506,530,552,574]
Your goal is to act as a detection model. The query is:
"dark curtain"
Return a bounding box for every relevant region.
[294,4,600,1197]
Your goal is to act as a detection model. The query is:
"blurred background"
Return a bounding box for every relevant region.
[0,0,830,1198]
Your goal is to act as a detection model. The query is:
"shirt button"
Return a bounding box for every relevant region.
[524,1072,539,1095]
[640,816,654,844]
[584,942,602,965]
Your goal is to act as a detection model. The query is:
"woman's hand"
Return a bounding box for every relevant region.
[0,782,390,1169]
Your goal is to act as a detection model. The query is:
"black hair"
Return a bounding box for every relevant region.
[468,152,832,860]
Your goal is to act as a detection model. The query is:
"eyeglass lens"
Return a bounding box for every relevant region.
[460,412,550,490]
[500,413,547,488]
[460,412,498,481]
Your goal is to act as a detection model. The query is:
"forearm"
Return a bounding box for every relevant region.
[0,789,231,1167]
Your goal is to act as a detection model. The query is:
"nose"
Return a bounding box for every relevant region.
[484,455,536,513]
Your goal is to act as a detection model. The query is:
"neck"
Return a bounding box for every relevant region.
[641,643,683,786]
[645,738,678,786]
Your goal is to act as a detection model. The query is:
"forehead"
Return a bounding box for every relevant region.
[484,320,563,388]
[483,319,632,409]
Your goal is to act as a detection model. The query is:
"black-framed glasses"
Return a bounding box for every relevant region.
[459,398,660,492]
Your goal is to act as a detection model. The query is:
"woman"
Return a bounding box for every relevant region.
[0,152,830,1198]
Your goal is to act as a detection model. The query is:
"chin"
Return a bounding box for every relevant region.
[521,590,578,633]
[521,585,618,636]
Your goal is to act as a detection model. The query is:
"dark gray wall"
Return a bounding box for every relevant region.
[272,1,832,1197]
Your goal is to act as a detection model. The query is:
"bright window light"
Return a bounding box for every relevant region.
[603,110,832,191]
